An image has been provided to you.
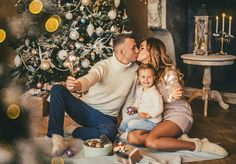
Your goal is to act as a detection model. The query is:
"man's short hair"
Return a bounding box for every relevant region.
[113,34,134,51]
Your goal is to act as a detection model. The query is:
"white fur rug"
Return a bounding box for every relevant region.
[34,136,227,164]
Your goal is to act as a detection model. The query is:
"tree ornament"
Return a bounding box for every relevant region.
[65,12,73,20]
[65,148,74,158]
[79,37,84,42]
[63,60,70,68]
[91,52,96,60]
[14,55,22,67]
[110,25,116,32]
[80,18,87,24]
[40,59,51,70]
[95,27,104,36]
[69,30,80,40]
[87,23,94,37]
[75,42,82,49]
[81,59,90,68]
[45,15,61,33]
[58,50,68,60]
[29,0,43,14]
[0,29,6,43]
[114,0,120,8]
[36,82,43,89]
[81,0,91,6]
[108,10,117,20]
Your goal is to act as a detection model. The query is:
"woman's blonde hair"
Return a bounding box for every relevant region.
[144,38,184,86]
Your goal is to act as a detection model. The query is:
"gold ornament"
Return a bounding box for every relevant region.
[40,59,51,70]
[51,157,64,164]
[29,0,43,14]
[7,104,21,119]
[79,37,84,42]
[81,0,91,6]
[0,29,6,43]
[45,15,61,33]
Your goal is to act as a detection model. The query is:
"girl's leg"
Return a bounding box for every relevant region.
[145,120,195,151]
[126,119,156,132]
[119,114,139,132]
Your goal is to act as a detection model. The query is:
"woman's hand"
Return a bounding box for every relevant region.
[171,88,183,100]
[66,76,82,92]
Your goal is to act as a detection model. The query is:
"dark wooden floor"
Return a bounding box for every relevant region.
[34,99,236,164]
[187,100,236,164]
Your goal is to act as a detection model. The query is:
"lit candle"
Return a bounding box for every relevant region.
[222,13,226,32]
[216,16,219,33]
[229,16,232,35]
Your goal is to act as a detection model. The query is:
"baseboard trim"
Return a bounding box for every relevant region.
[184,87,236,105]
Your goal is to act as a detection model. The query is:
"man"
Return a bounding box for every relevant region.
[47,34,139,156]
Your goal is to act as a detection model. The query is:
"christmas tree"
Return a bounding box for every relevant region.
[11,0,129,89]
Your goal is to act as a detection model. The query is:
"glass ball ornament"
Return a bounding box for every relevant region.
[80,18,87,24]
[95,27,104,36]
[36,82,43,89]
[79,37,84,42]
[65,148,74,158]
[40,60,51,70]
[81,59,90,68]
[81,0,91,6]
[108,10,117,20]
[65,12,73,20]
[58,50,68,60]
[69,30,80,40]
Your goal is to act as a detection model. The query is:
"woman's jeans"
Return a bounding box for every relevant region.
[119,113,157,133]
[47,85,117,141]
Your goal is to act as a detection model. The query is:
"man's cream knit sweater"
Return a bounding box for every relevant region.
[75,55,138,117]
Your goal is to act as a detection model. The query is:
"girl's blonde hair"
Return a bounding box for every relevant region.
[144,38,184,86]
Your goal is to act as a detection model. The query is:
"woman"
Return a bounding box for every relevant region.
[126,38,228,155]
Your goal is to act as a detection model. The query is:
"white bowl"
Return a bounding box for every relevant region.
[83,139,113,157]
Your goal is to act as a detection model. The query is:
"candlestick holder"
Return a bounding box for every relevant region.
[213,31,234,55]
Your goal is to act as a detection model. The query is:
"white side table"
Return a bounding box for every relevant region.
[181,53,236,117]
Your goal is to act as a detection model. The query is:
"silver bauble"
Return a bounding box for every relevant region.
[69,30,80,40]
[81,0,91,6]
[58,50,68,60]
[65,12,73,20]
[14,55,22,67]
[108,10,117,20]
[95,27,104,36]
[110,25,116,32]
[87,23,94,37]
[81,59,90,68]
[114,0,120,8]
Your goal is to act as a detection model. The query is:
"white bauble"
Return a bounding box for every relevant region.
[114,0,120,8]
[65,12,73,20]
[75,42,82,49]
[69,30,80,40]
[108,10,117,20]
[68,54,76,62]
[81,59,90,68]
[40,60,51,70]
[36,82,42,89]
[95,27,104,36]
[87,23,94,37]
[14,55,22,67]
[91,52,96,60]
[110,25,116,32]
[58,50,68,60]
[81,0,91,6]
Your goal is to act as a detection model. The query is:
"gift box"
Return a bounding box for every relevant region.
[21,91,49,117]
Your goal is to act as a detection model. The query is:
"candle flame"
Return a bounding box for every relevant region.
[229,16,232,20]
[216,16,219,19]
[222,13,226,17]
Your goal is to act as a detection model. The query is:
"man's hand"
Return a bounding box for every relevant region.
[66,76,82,92]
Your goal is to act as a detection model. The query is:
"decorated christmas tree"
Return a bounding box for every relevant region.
[10,0,129,89]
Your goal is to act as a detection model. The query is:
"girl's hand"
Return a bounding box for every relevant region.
[138,112,147,119]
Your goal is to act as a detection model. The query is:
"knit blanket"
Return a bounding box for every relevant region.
[34,136,227,164]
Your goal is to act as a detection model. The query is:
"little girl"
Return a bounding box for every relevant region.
[119,64,163,133]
